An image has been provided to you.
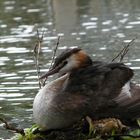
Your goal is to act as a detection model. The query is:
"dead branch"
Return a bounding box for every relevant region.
[112,38,136,62]
[49,36,60,69]
[42,36,60,86]
[33,29,46,88]
[0,117,25,136]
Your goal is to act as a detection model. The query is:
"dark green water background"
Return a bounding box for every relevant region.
[0,0,140,139]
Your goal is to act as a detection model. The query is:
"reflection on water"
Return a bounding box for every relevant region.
[0,0,140,139]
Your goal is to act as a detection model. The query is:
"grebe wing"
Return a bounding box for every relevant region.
[65,62,133,99]
[65,62,140,123]
[114,82,140,120]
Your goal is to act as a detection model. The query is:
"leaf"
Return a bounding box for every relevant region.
[137,119,140,127]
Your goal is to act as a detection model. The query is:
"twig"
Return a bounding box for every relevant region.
[119,38,136,62]
[0,117,25,136]
[49,36,60,69]
[112,38,136,62]
[33,29,46,88]
[42,36,60,86]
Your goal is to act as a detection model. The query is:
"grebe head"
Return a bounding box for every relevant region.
[40,48,92,79]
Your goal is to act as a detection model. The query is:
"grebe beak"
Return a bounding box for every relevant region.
[39,62,65,79]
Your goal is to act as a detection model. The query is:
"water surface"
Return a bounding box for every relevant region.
[0,0,140,139]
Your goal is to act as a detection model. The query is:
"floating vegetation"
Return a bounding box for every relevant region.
[12,118,140,140]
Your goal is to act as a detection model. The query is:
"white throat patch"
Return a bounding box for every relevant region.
[121,81,131,98]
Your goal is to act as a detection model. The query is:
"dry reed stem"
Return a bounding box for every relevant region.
[49,36,60,69]
[0,117,25,136]
[112,38,136,62]
[42,36,60,86]
[33,29,46,88]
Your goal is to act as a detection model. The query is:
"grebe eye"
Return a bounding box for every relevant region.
[63,61,68,65]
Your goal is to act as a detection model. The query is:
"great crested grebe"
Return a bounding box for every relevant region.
[33,48,140,130]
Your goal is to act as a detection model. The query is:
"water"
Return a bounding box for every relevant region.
[0,0,140,139]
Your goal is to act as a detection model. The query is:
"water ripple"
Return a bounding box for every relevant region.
[128,21,140,25]
[0,73,17,78]
[7,98,34,101]
[82,22,97,26]
[102,20,112,25]
[131,67,140,70]
[0,93,24,98]
[0,47,29,54]
[0,86,38,90]
[27,9,41,13]
[0,36,30,43]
